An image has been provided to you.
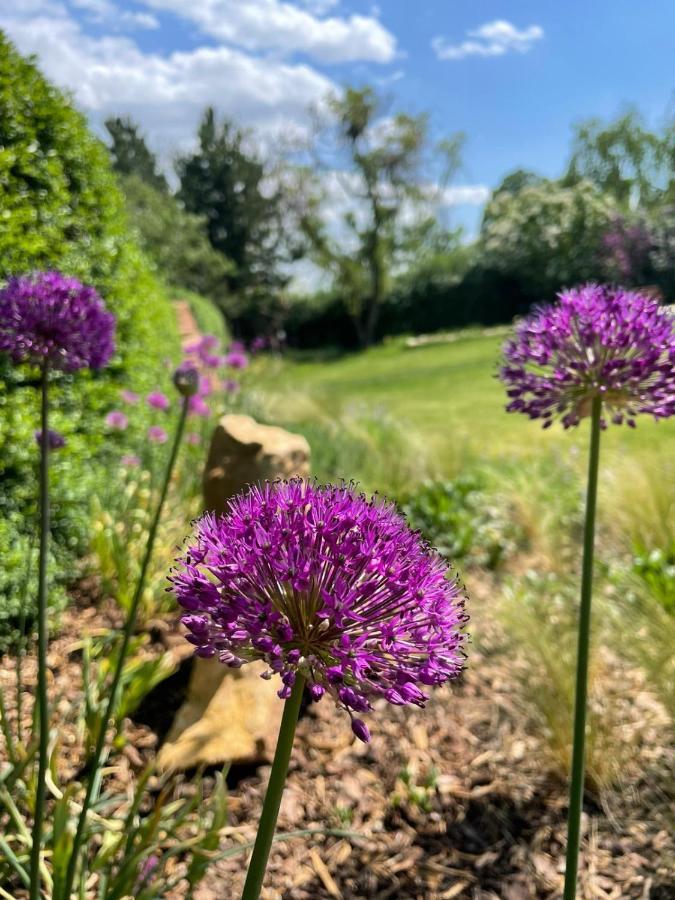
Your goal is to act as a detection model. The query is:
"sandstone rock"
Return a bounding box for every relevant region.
[203,414,310,515]
[158,414,310,771]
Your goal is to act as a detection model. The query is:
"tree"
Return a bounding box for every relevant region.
[119,175,232,305]
[564,109,674,210]
[300,86,452,347]
[105,116,168,192]
[176,108,289,321]
[479,179,620,300]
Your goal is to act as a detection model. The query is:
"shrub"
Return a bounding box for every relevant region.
[0,33,180,644]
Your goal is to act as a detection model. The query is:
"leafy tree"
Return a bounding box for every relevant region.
[120,175,231,306]
[300,86,451,346]
[479,178,619,299]
[176,108,289,321]
[565,109,674,210]
[105,116,168,192]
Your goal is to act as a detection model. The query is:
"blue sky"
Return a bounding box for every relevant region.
[2,0,673,234]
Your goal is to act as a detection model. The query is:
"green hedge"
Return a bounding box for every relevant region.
[0,32,180,648]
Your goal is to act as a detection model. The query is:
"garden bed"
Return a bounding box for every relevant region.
[1,575,671,899]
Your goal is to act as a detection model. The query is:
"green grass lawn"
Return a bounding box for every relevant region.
[254,330,675,473]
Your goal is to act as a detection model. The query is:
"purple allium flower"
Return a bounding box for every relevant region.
[188,394,210,417]
[105,410,129,430]
[185,432,201,446]
[147,391,170,411]
[120,389,139,405]
[223,378,240,394]
[224,348,249,370]
[34,428,66,450]
[0,271,115,372]
[171,480,468,740]
[148,425,168,444]
[198,375,212,397]
[500,284,675,429]
[121,454,141,467]
[250,336,267,354]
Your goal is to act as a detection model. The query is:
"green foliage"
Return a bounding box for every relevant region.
[105,115,168,193]
[0,33,180,643]
[479,178,619,299]
[565,108,674,209]
[400,475,522,570]
[120,174,232,305]
[628,541,675,615]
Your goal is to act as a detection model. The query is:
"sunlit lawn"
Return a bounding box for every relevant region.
[255,329,675,473]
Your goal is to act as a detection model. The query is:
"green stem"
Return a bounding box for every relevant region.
[62,396,189,899]
[241,675,305,900]
[563,395,602,899]
[29,363,50,900]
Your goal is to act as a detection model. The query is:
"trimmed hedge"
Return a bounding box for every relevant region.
[0,33,180,648]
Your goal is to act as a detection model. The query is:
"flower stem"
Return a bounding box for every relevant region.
[241,675,305,900]
[29,363,50,900]
[563,395,602,899]
[62,396,189,898]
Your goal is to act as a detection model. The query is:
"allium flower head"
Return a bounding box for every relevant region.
[500,284,675,429]
[188,394,210,417]
[120,389,139,405]
[171,480,468,740]
[121,454,140,467]
[148,425,168,444]
[147,391,170,411]
[34,429,66,450]
[105,410,128,430]
[224,348,249,370]
[0,271,115,372]
[173,361,199,398]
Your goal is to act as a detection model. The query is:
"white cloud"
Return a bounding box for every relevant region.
[0,5,336,158]
[433,20,543,61]
[137,0,396,63]
[69,0,159,29]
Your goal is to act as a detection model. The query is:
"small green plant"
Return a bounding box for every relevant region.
[390,765,439,814]
[401,474,522,569]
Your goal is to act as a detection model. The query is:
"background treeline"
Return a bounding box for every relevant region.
[106,89,675,350]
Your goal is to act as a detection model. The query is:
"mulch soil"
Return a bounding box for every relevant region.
[0,574,673,899]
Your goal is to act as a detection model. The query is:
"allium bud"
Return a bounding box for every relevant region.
[173,361,199,398]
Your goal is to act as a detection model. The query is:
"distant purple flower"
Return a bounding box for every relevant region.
[121,454,140,467]
[148,425,168,444]
[147,391,170,411]
[171,480,468,740]
[34,429,65,450]
[0,271,115,372]
[185,432,201,445]
[201,352,223,368]
[188,394,210,417]
[250,336,267,354]
[500,284,675,429]
[224,348,249,370]
[223,379,240,394]
[120,389,139,405]
[105,410,128,430]
[198,375,212,397]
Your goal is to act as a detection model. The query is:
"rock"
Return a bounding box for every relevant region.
[203,414,310,515]
[158,414,310,771]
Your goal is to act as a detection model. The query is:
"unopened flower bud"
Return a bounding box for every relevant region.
[172,362,199,397]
